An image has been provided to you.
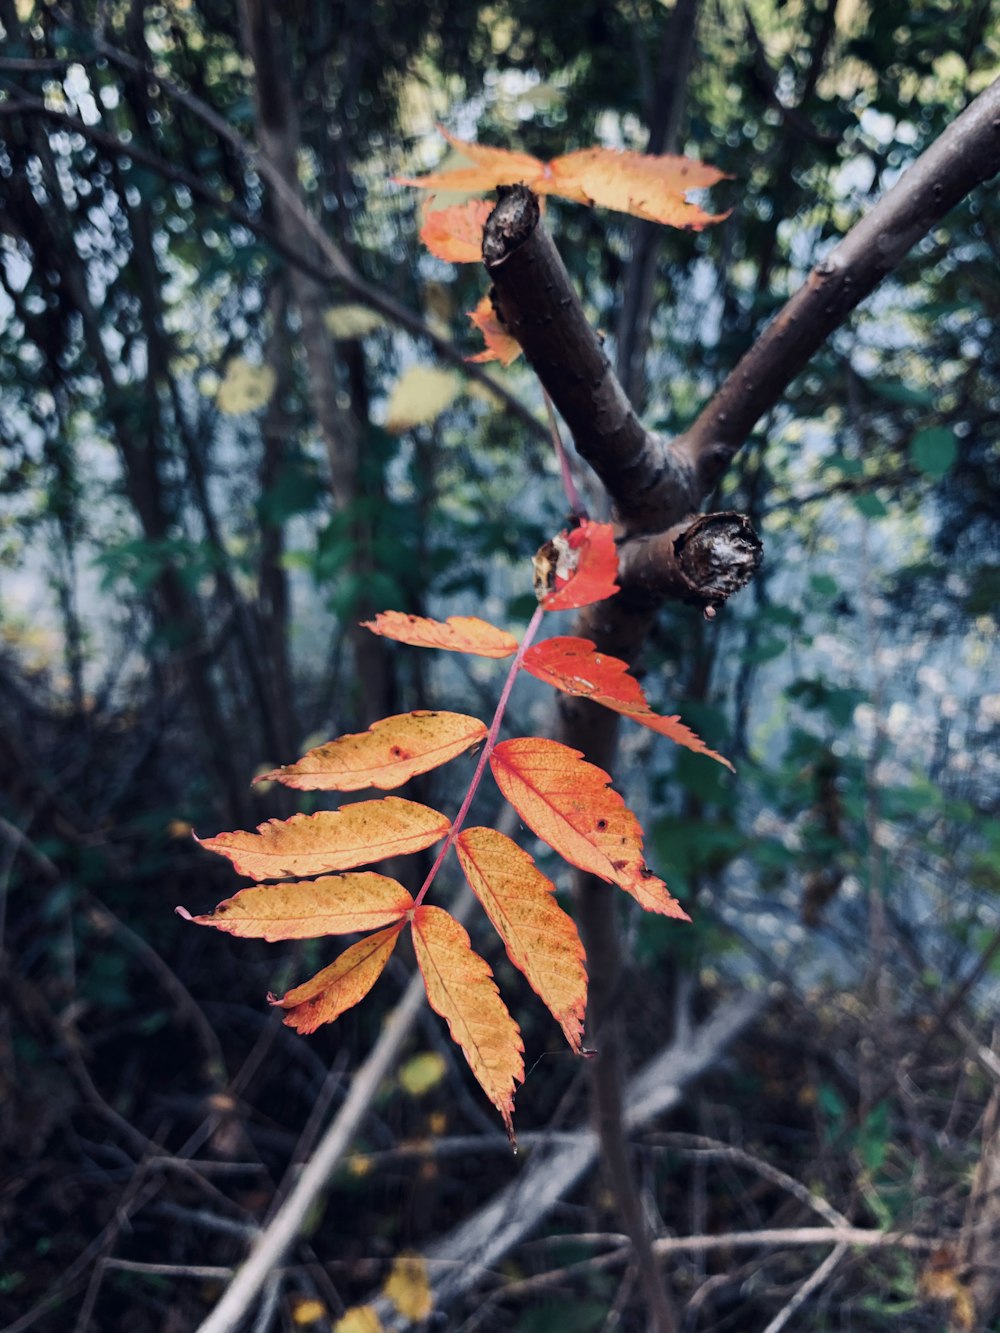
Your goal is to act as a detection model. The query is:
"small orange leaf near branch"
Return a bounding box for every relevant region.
[467,294,522,366]
[195,798,450,881]
[411,904,524,1139]
[490,737,689,919]
[177,872,414,941]
[533,519,620,610]
[455,827,586,1053]
[524,637,734,770]
[258,711,488,792]
[269,924,405,1034]
[363,611,518,658]
[397,129,728,230]
[420,198,493,263]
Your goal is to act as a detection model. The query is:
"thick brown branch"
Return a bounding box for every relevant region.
[484,186,699,532]
[676,73,1000,492]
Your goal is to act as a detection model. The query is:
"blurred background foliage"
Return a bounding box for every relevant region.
[1,0,998,1328]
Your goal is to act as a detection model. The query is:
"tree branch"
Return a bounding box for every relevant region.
[195,970,428,1333]
[675,73,1000,492]
[484,185,699,533]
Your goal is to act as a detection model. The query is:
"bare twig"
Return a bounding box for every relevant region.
[193,964,428,1333]
[103,1259,240,1280]
[645,1133,849,1228]
[373,991,765,1328]
[760,1242,849,1333]
[485,1226,934,1304]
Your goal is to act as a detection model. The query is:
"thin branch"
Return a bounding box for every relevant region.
[675,73,1000,492]
[760,1242,849,1333]
[371,991,765,1328]
[646,1133,848,1229]
[104,1260,240,1280]
[500,1227,934,1301]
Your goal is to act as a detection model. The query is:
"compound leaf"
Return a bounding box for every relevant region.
[533,520,620,610]
[420,198,493,262]
[269,923,404,1034]
[398,129,727,229]
[524,637,733,769]
[363,611,518,658]
[177,872,413,940]
[467,293,522,365]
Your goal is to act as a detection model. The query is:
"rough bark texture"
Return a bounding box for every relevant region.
[620,513,763,610]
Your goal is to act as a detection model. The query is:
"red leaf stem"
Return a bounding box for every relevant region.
[413,603,547,908]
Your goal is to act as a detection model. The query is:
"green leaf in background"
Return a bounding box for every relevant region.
[853,491,888,518]
[909,426,957,478]
[965,565,1000,614]
[809,573,839,599]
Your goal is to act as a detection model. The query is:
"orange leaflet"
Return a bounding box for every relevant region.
[269,923,404,1033]
[396,132,543,194]
[455,827,586,1053]
[533,519,620,610]
[523,637,734,771]
[545,147,730,229]
[397,129,728,230]
[363,611,518,658]
[176,871,413,941]
[258,711,488,792]
[420,199,493,263]
[411,904,524,1138]
[467,294,522,366]
[195,797,450,881]
[490,737,688,920]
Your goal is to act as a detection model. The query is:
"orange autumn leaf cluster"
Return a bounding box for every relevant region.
[182,520,730,1135]
[404,129,728,362]
[403,129,728,230]
[405,129,727,362]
